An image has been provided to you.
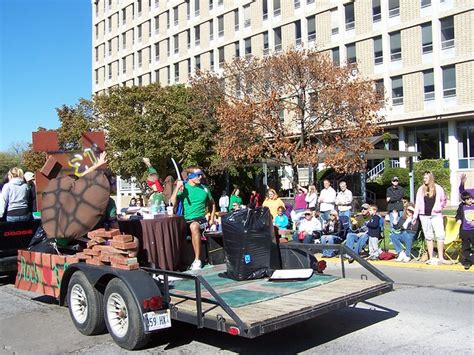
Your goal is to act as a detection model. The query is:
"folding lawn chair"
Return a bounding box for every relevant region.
[444,216,461,263]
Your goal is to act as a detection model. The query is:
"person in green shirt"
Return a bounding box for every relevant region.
[170,166,215,271]
[229,188,243,209]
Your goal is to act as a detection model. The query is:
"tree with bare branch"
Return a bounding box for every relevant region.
[191,48,384,185]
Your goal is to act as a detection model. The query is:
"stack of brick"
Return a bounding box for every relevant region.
[75,228,140,270]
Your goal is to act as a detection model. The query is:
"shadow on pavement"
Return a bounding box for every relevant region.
[146,303,398,353]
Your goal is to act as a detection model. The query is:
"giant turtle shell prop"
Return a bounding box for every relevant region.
[41,171,110,240]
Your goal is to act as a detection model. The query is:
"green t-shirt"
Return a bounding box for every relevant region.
[178,183,213,220]
[229,194,243,207]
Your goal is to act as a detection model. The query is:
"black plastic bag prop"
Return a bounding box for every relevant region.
[221,207,280,281]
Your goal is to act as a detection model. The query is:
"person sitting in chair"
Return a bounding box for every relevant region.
[273,206,289,230]
[345,203,371,260]
[321,210,342,258]
[390,204,418,263]
[293,209,322,244]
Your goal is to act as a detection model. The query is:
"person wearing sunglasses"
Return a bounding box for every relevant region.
[293,210,322,244]
[321,210,343,257]
[171,166,216,271]
[344,203,371,260]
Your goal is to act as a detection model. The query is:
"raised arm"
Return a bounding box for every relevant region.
[83,151,108,176]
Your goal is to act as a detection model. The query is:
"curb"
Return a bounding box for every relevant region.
[321,256,473,272]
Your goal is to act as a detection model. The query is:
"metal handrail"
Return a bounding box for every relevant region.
[141,267,248,331]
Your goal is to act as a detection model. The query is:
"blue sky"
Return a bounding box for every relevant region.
[0,0,91,152]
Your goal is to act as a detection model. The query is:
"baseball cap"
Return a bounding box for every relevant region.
[361,203,370,210]
[392,176,399,182]
[24,172,35,182]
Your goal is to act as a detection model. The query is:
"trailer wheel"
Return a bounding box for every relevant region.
[104,278,150,350]
[67,271,106,335]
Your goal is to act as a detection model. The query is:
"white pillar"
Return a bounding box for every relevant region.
[447,120,458,206]
[398,126,406,168]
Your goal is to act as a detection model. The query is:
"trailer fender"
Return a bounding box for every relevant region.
[60,264,163,314]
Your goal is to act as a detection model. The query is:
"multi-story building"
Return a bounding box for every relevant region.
[92,0,474,205]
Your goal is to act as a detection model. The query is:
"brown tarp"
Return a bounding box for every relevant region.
[119,216,187,271]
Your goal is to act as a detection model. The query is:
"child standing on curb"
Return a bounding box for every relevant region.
[455,191,474,270]
[366,205,382,260]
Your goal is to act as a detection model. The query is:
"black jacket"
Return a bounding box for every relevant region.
[322,220,342,237]
[394,215,418,235]
[386,186,405,211]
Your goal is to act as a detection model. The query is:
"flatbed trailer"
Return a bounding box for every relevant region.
[15,243,393,350]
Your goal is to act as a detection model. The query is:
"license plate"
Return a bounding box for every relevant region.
[143,309,171,331]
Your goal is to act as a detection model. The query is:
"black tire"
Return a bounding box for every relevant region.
[67,271,106,335]
[103,278,150,350]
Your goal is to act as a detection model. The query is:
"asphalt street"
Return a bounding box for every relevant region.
[0,263,472,354]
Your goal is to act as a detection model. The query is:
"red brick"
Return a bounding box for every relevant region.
[86,258,104,266]
[98,253,112,263]
[111,263,139,270]
[92,228,106,238]
[111,240,139,250]
[65,256,80,264]
[92,245,128,255]
[87,240,100,248]
[83,248,100,256]
[51,255,66,266]
[75,253,92,260]
[39,156,62,179]
[104,229,121,238]
[110,255,137,265]
[112,234,133,243]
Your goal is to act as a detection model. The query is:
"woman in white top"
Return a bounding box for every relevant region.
[305,185,318,210]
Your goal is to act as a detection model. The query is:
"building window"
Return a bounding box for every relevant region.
[195,55,201,70]
[295,20,302,46]
[95,47,99,62]
[167,66,170,84]
[174,34,179,54]
[122,57,126,73]
[167,38,170,56]
[186,2,190,20]
[391,76,403,105]
[263,32,269,55]
[245,37,252,56]
[166,11,170,29]
[273,0,281,17]
[294,0,300,9]
[137,0,142,16]
[390,31,401,61]
[331,9,339,35]
[154,16,159,34]
[210,50,215,70]
[195,25,200,46]
[194,0,200,16]
[274,27,282,52]
[332,47,340,66]
[423,70,435,101]
[235,41,240,57]
[244,4,251,27]
[108,40,112,56]
[187,29,191,49]
[209,0,214,10]
[389,0,400,18]
[441,16,454,49]
[138,24,142,42]
[442,65,456,97]
[372,0,381,22]
[218,0,223,6]
[138,50,142,67]
[421,0,431,8]
[108,64,112,79]
[108,16,112,32]
[458,121,474,169]
[173,6,178,26]
[218,47,225,68]
[346,43,356,64]
[345,3,355,30]
[155,42,160,61]
[218,15,224,37]
[234,10,239,31]
[262,0,268,20]
[174,63,179,82]
[122,9,126,25]
[375,79,384,101]
[209,19,214,41]
[307,0,315,4]
[307,16,315,42]
[421,22,433,54]
[374,36,383,64]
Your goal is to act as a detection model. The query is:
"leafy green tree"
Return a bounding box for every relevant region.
[0,152,21,180]
[56,99,96,150]
[92,83,219,179]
